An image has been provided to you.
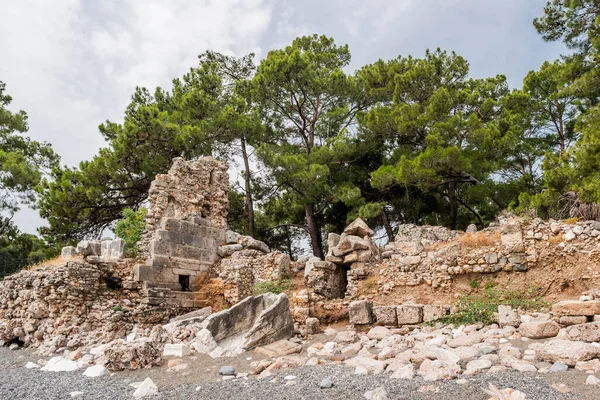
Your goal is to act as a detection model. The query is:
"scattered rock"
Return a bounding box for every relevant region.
[519,321,560,339]
[367,326,390,341]
[83,365,108,377]
[163,343,191,358]
[585,375,600,385]
[132,377,158,398]
[320,377,334,389]
[497,305,520,327]
[549,362,569,372]
[40,357,79,372]
[531,339,600,366]
[218,366,235,376]
[364,387,388,400]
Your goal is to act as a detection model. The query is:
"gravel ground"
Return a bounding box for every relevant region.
[0,348,589,400]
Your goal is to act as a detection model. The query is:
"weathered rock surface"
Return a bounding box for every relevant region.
[531,339,600,366]
[518,320,560,339]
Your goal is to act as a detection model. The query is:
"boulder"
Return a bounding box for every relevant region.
[239,237,270,253]
[552,300,600,316]
[76,240,101,256]
[104,341,162,371]
[197,293,294,356]
[497,305,520,327]
[217,244,243,257]
[373,306,397,326]
[367,326,391,340]
[396,304,423,325]
[518,321,560,339]
[344,356,386,374]
[344,218,373,237]
[101,239,126,261]
[306,318,320,334]
[562,321,600,342]
[40,357,79,372]
[390,363,415,379]
[464,359,492,376]
[332,234,370,257]
[349,300,373,325]
[83,365,108,377]
[531,339,600,366]
[364,387,388,400]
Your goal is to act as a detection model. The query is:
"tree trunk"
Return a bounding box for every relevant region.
[240,136,255,238]
[380,208,394,242]
[448,180,458,230]
[305,203,324,259]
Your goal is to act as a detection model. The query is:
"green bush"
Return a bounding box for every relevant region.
[114,208,147,257]
[436,286,549,325]
[468,279,480,289]
[253,279,294,295]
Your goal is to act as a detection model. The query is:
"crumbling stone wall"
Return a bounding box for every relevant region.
[135,157,229,304]
[0,261,179,355]
[376,217,600,292]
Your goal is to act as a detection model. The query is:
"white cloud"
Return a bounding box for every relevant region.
[1,0,273,233]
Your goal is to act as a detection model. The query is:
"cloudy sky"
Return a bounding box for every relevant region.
[1,0,565,234]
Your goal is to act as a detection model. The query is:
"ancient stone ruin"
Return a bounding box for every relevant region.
[4,155,600,394]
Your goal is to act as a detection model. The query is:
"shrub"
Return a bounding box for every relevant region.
[253,279,294,295]
[436,286,549,325]
[468,279,480,289]
[114,208,147,257]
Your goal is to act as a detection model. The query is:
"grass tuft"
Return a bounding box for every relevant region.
[253,279,295,296]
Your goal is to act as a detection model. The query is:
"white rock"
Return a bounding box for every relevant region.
[40,357,79,372]
[89,344,111,356]
[163,343,191,358]
[132,377,158,398]
[585,375,600,385]
[70,392,84,398]
[464,359,492,376]
[364,387,388,400]
[367,326,390,341]
[83,365,108,378]
[355,365,369,375]
[434,348,460,365]
[390,363,415,379]
[25,362,40,369]
[126,332,138,343]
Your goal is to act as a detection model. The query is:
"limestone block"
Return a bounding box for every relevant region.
[101,239,126,261]
[343,218,374,237]
[518,320,560,339]
[497,305,520,327]
[61,246,77,260]
[531,339,600,366]
[349,300,373,325]
[396,304,423,325]
[559,316,588,326]
[552,300,600,316]
[501,222,524,251]
[239,236,270,253]
[373,306,397,326]
[306,317,320,334]
[217,244,243,257]
[163,343,191,357]
[225,230,239,244]
[76,240,101,256]
[562,321,600,342]
[327,233,341,256]
[423,305,450,322]
[332,234,370,257]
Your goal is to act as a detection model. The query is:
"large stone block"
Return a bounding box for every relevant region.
[373,306,397,326]
[562,321,600,342]
[497,305,520,327]
[343,218,373,237]
[552,300,600,316]
[518,320,560,339]
[349,300,373,325]
[61,246,77,260]
[101,239,126,261]
[423,304,450,322]
[76,240,101,256]
[396,304,423,325]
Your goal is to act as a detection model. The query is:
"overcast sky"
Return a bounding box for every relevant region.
[1,0,565,234]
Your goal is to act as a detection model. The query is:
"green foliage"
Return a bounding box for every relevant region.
[436,286,549,325]
[252,279,295,295]
[468,279,480,289]
[114,208,147,256]
[0,222,57,279]
[0,81,58,223]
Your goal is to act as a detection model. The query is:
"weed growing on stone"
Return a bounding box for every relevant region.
[436,286,549,325]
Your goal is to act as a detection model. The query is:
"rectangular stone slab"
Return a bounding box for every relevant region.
[254,340,302,357]
[552,301,600,316]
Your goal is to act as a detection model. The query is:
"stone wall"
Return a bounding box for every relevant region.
[134,157,229,304]
[0,261,179,355]
[376,217,600,293]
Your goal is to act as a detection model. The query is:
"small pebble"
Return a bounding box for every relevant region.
[320,378,334,389]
